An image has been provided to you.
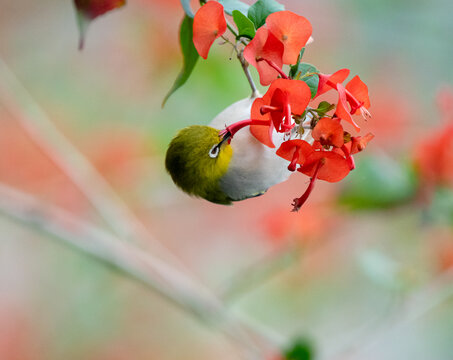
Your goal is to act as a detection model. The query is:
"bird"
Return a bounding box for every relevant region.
[165,97,291,205]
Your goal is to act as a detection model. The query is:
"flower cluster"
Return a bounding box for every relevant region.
[192,0,374,211]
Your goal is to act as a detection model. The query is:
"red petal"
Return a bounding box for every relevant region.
[266,11,312,65]
[276,139,313,163]
[244,27,284,86]
[269,88,288,131]
[299,151,350,182]
[312,117,344,148]
[346,75,371,111]
[250,98,275,148]
[351,132,374,154]
[335,83,360,131]
[193,1,227,59]
[316,68,350,97]
[264,79,311,115]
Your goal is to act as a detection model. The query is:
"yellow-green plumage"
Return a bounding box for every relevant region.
[165,125,233,205]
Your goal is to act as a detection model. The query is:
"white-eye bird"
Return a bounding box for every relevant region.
[165,97,291,205]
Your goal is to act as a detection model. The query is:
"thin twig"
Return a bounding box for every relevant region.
[226,19,239,38]
[0,57,287,354]
[220,245,301,303]
[238,52,259,98]
[0,183,281,360]
[220,32,258,98]
[0,57,190,271]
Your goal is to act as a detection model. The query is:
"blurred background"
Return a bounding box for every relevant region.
[1,0,453,359]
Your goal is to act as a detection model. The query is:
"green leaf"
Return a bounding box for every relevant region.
[218,0,249,15]
[232,10,256,39]
[290,62,319,98]
[339,155,418,210]
[162,16,199,107]
[315,101,335,116]
[284,338,314,360]
[179,0,194,18]
[247,0,285,29]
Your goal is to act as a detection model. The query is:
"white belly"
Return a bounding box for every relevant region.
[209,97,291,201]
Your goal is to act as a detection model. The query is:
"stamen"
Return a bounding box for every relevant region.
[360,106,372,119]
[282,102,294,132]
[260,105,280,115]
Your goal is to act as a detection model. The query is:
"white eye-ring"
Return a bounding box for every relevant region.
[209,144,220,158]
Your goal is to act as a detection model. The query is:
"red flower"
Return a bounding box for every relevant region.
[266,79,311,115]
[299,151,350,183]
[292,150,350,211]
[318,74,371,132]
[243,27,284,85]
[193,1,227,59]
[335,83,361,131]
[219,79,310,148]
[266,11,312,65]
[312,117,344,148]
[276,139,313,171]
[269,88,293,131]
[250,97,275,148]
[316,68,350,97]
[259,79,311,132]
[346,75,371,115]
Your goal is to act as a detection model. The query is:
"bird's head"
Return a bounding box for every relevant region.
[165,125,233,205]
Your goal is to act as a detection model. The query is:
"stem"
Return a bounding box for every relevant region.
[219,31,258,98]
[257,58,288,79]
[226,19,239,38]
[300,71,319,79]
[238,51,259,98]
[220,34,236,48]
[292,161,323,212]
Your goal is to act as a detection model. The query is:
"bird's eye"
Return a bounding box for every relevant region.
[209,144,220,158]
